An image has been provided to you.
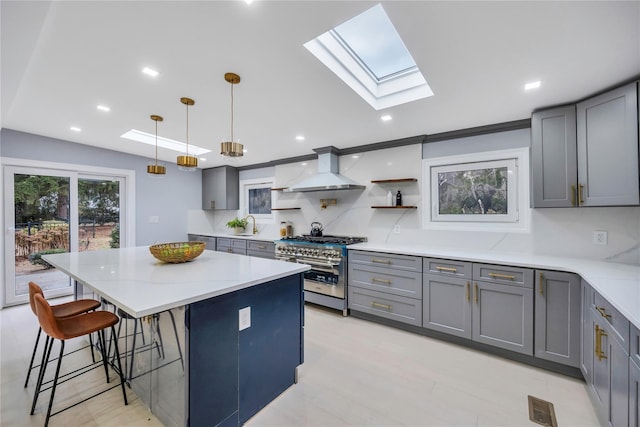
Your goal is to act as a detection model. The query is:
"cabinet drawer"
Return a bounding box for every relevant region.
[348,264,422,299]
[632,325,640,368]
[231,239,247,250]
[247,241,275,252]
[218,247,246,255]
[423,258,472,279]
[349,250,422,272]
[247,249,275,259]
[594,291,630,353]
[473,264,533,288]
[217,238,232,248]
[348,286,421,326]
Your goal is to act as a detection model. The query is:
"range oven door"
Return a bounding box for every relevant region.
[296,258,344,299]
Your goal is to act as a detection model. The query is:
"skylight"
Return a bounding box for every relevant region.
[120,129,211,156]
[304,4,433,110]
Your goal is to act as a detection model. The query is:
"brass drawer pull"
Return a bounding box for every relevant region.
[474,283,479,304]
[371,277,391,285]
[466,282,470,302]
[436,266,457,273]
[256,244,266,249]
[595,325,608,361]
[371,258,391,265]
[539,272,544,296]
[227,248,233,253]
[596,306,612,320]
[488,272,516,280]
[371,301,392,311]
[595,325,601,359]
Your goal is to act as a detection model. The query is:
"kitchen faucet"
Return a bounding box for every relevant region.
[244,215,257,234]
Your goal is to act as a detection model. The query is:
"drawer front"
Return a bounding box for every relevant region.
[348,264,422,299]
[349,250,422,272]
[348,286,421,326]
[247,241,275,252]
[594,291,630,352]
[423,258,472,279]
[218,246,246,255]
[473,263,533,288]
[217,238,231,248]
[246,249,275,259]
[633,325,640,368]
[231,239,247,250]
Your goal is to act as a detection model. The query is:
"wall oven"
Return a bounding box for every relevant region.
[275,235,366,316]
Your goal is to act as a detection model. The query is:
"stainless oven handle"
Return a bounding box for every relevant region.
[296,258,340,268]
[295,259,339,274]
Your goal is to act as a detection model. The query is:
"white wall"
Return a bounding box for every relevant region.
[189,131,640,265]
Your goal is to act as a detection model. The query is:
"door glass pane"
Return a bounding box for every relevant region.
[78,178,120,251]
[14,174,71,296]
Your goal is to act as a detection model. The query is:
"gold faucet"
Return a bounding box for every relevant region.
[244,215,257,234]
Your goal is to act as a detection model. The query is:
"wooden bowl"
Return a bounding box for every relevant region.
[149,241,205,263]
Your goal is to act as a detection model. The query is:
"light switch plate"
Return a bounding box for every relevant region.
[593,230,608,245]
[239,306,251,331]
[393,224,400,234]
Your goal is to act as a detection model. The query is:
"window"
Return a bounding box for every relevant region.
[239,177,275,222]
[422,148,529,232]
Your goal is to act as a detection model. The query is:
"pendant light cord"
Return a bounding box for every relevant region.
[230,81,234,142]
[185,102,190,156]
[155,119,159,166]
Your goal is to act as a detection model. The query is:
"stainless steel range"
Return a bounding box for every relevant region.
[275,235,366,316]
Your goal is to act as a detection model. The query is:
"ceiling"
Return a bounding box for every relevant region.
[2,1,639,169]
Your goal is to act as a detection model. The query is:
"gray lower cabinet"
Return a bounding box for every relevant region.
[534,270,581,367]
[582,280,595,383]
[348,251,422,326]
[577,81,639,206]
[631,358,640,427]
[423,274,471,339]
[188,234,216,250]
[246,240,276,259]
[531,104,578,208]
[216,237,247,255]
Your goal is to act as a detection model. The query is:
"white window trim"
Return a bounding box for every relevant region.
[421,148,530,233]
[239,177,275,223]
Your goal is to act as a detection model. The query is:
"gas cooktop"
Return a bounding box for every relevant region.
[279,235,367,245]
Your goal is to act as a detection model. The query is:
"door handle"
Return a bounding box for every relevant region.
[466,282,470,302]
[539,272,544,296]
[578,183,585,206]
[571,185,577,207]
[474,283,478,304]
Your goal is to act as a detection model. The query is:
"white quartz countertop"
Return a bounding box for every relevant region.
[190,232,280,242]
[349,242,640,330]
[43,247,309,318]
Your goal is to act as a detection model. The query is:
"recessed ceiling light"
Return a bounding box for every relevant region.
[243,148,248,153]
[301,162,308,166]
[142,67,159,77]
[524,81,541,91]
[352,155,359,159]
[70,126,81,132]
[120,129,211,156]
[97,105,110,112]
[295,135,305,141]
[244,0,254,4]
[200,158,207,161]
[381,115,392,121]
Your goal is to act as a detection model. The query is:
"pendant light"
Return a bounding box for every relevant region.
[220,72,243,157]
[177,97,198,171]
[147,115,166,175]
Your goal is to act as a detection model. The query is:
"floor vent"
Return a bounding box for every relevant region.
[528,395,558,427]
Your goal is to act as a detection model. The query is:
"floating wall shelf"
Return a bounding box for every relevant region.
[271,187,288,191]
[272,208,301,211]
[371,206,417,209]
[370,178,417,184]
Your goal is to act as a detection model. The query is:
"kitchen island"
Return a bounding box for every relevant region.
[43,246,310,427]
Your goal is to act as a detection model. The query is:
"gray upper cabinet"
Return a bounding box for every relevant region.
[577,81,639,207]
[631,358,640,427]
[534,270,581,367]
[531,105,577,207]
[202,166,239,210]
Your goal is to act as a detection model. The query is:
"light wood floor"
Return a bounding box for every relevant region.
[1,298,600,426]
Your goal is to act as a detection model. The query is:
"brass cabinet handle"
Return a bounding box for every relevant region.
[578,183,585,206]
[227,248,233,253]
[371,277,391,285]
[466,282,470,302]
[436,266,458,273]
[539,272,544,296]
[371,258,391,265]
[474,283,479,304]
[571,185,577,207]
[488,272,515,280]
[371,301,392,311]
[256,244,266,249]
[595,325,608,361]
[595,306,612,320]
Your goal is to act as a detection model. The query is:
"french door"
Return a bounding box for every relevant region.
[4,166,126,306]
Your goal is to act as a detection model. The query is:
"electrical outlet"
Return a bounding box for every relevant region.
[239,307,251,331]
[393,224,400,234]
[593,230,608,245]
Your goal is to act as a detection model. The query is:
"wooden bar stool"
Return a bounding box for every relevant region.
[24,282,102,387]
[30,293,128,427]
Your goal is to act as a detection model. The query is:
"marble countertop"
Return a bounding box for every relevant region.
[189,232,280,242]
[43,247,309,317]
[349,242,640,330]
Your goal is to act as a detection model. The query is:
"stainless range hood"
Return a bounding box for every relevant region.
[284,146,365,192]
